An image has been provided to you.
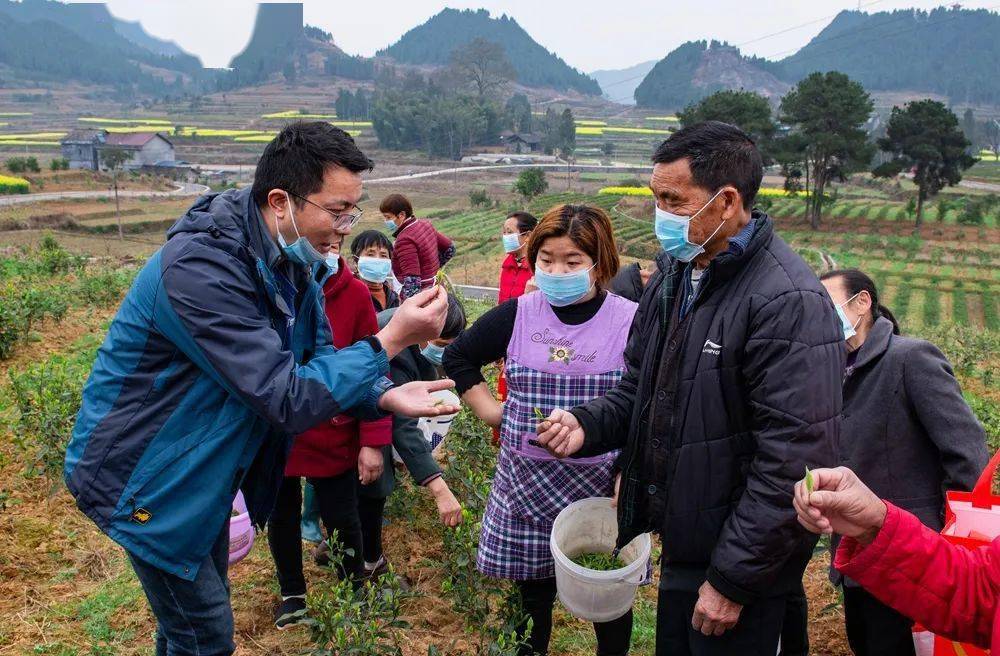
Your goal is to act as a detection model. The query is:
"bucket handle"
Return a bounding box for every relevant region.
[971,449,1000,509]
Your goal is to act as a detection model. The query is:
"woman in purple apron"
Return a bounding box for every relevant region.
[444,204,638,656]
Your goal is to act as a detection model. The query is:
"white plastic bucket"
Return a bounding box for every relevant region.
[228,491,254,565]
[550,496,651,623]
[393,389,460,463]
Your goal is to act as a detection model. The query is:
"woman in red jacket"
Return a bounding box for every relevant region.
[268,254,393,630]
[493,211,538,444]
[794,466,1000,652]
[498,211,537,304]
[380,193,455,300]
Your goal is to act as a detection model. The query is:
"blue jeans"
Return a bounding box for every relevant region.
[127,523,235,656]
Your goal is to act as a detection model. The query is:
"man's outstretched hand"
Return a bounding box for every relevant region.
[378,379,460,417]
[534,409,585,458]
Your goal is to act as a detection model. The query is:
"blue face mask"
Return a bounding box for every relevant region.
[385,218,398,232]
[654,189,726,263]
[325,254,339,273]
[502,232,522,253]
[421,342,445,365]
[278,192,328,267]
[836,292,861,340]
[534,264,596,307]
[358,256,392,283]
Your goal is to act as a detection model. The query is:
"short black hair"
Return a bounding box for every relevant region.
[379,193,413,218]
[251,121,373,209]
[506,211,538,234]
[350,229,394,259]
[441,293,467,340]
[652,121,762,210]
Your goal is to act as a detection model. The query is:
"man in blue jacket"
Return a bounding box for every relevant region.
[64,121,457,655]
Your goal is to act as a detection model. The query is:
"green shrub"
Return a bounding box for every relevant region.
[469,188,493,208]
[10,347,94,481]
[306,530,414,656]
[77,269,136,307]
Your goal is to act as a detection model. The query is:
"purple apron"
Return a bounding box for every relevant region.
[477,290,638,580]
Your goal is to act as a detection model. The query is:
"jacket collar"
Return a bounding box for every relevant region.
[503,252,529,270]
[851,316,895,371]
[246,191,283,270]
[393,216,416,237]
[705,211,772,285]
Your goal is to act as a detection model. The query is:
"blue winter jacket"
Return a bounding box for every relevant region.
[64,187,392,580]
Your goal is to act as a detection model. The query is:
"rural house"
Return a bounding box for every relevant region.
[500,131,543,154]
[60,129,175,170]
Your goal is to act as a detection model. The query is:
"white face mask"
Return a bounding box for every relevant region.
[836,292,863,340]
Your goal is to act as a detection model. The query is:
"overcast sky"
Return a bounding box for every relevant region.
[76,0,997,73]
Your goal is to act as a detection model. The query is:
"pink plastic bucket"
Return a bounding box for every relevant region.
[228,491,254,565]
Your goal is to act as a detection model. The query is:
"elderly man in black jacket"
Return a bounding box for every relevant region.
[537,121,843,655]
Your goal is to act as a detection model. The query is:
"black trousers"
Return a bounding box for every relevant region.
[515,578,633,656]
[656,588,787,656]
[779,582,809,656]
[267,471,363,596]
[357,494,386,564]
[844,586,915,656]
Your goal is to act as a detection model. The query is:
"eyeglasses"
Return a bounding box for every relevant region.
[288,192,363,230]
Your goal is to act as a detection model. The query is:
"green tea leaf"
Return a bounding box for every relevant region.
[805,467,815,494]
[533,407,545,421]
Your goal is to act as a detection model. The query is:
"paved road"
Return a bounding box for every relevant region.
[366,163,650,184]
[0,182,210,207]
[195,161,653,183]
[453,284,500,302]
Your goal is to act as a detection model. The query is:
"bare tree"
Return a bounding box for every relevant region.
[448,38,515,98]
[100,146,130,240]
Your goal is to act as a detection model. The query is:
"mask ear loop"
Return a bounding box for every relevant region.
[839,291,864,332]
[284,191,303,240]
[692,188,728,249]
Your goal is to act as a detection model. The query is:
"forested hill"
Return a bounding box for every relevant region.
[635,7,1000,108]
[772,7,1000,106]
[379,8,601,95]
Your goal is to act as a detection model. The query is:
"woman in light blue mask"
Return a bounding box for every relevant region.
[819,268,988,656]
[349,229,399,313]
[442,205,641,655]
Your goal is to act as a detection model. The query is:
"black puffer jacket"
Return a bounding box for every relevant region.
[571,213,843,605]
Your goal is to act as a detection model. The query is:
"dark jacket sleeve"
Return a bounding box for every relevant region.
[442,300,517,395]
[902,339,989,495]
[706,289,843,605]
[570,284,649,457]
[608,263,642,303]
[390,350,443,484]
[155,244,391,435]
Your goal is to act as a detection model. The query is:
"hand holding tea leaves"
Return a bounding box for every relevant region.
[793,466,887,544]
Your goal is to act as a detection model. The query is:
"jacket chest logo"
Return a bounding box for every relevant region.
[131,507,153,524]
[702,339,722,356]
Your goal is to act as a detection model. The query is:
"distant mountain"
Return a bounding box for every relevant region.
[589,60,656,105]
[228,2,303,79]
[0,0,201,73]
[0,0,203,93]
[635,41,788,110]
[113,17,197,62]
[379,8,601,95]
[636,7,1000,109]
